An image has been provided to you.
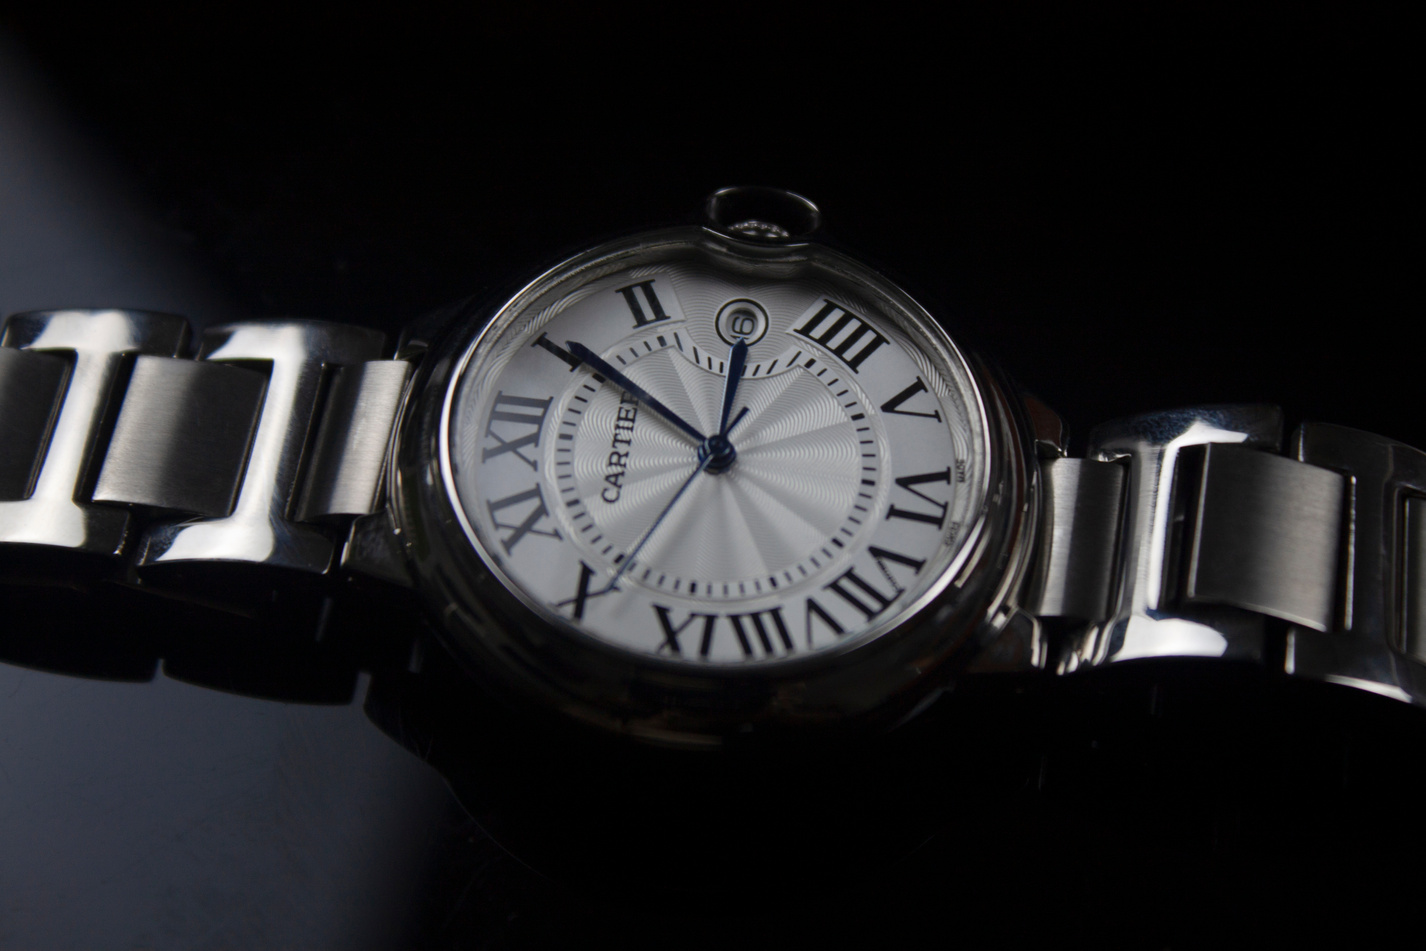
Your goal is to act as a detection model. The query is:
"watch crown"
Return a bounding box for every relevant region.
[703,186,822,243]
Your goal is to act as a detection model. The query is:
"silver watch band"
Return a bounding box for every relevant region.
[0,309,411,579]
[1030,404,1426,705]
[4,309,1424,710]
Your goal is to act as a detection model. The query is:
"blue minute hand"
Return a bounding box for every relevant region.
[567,341,706,443]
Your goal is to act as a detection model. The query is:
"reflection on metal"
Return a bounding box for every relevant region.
[0,309,188,553]
[703,186,823,243]
[4,303,1426,723]
[1055,409,1426,709]
[136,321,386,574]
[341,509,414,588]
[1322,674,1412,703]
[1109,615,1228,662]
[298,361,412,520]
[0,347,67,500]
[1284,423,1426,702]
[1059,405,1282,672]
[93,356,267,517]
[1186,444,1343,630]
[1030,457,1124,620]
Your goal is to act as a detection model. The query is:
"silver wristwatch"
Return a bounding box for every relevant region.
[3,186,1424,746]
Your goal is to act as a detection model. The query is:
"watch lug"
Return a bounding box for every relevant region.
[341,508,413,588]
[395,293,478,359]
[1022,393,1068,458]
[968,610,1047,673]
[1061,404,1285,672]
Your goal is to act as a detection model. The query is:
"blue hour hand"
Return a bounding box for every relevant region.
[567,340,706,443]
[717,339,748,436]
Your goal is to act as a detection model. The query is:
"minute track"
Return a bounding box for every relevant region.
[551,329,888,601]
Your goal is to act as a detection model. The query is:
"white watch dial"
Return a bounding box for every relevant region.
[445,232,989,665]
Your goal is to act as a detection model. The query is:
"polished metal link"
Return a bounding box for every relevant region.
[1184,443,1345,630]
[0,309,411,576]
[0,309,189,554]
[1052,406,1426,706]
[1281,422,1426,701]
[0,310,413,705]
[133,320,387,574]
[297,361,413,520]
[1028,458,1125,620]
[92,356,267,517]
[8,302,1423,713]
[1058,405,1285,671]
[1292,423,1426,645]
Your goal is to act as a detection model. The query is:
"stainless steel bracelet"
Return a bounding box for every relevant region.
[5,308,1425,710]
[0,309,411,579]
[1030,404,1426,705]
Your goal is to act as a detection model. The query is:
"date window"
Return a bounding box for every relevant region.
[714,298,770,346]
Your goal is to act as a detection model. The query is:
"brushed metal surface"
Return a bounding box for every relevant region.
[1061,404,1284,672]
[0,309,188,553]
[134,320,385,573]
[1295,423,1426,641]
[1186,443,1344,630]
[1286,422,1426,701]
[1058,414,1426,707]
[0,346,67,500]
[93,356,267,516]
[1030,457,1125,619]
[298,360,411,519]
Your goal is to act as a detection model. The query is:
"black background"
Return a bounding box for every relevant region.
[7,6,1419,446]
[1,6,1421,948]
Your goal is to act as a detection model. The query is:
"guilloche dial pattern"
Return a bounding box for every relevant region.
[449,241,987,664]
[557,337,879,590]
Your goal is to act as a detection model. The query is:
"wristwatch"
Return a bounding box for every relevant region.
[2,188,1426,901]
[2,185,1424,734]
[6,185,1424,894]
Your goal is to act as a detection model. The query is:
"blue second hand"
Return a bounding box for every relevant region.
[596,405,751,597]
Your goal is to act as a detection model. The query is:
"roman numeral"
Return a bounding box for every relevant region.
[879,377,941,421]
[531,332,582,370]
[886,469,952,528]
[723,607,793,658]
[802,596,845,647]
[822,565,899,621]
[482,391,552,469]
[486,485,561,554]
[653,605,716,656]
[556,561,615,620]
[652,605,795,659]
[791,300,890,372]
[616,279,671,327]
[867,545,926,588]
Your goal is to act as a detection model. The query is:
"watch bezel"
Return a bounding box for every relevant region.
[391,225,1041,746]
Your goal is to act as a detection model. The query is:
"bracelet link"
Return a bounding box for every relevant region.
[91,356,267,517]
[133,320,386,575]
[1051,411,1426,707]
[1283,422,1426,701]
[0,309,189,555]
